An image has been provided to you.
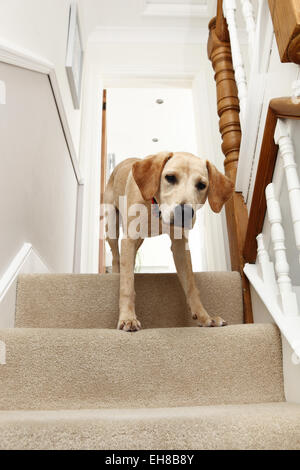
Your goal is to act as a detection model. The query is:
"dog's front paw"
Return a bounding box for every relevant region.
[192,312,227,327]
[211,316,228,327]
[117,318,142,332]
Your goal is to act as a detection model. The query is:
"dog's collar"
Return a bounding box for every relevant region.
[151,197,161,218]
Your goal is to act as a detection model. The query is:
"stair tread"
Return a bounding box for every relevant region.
[0,324,284,410]
[15,272,244,328]
[0,402,299,450]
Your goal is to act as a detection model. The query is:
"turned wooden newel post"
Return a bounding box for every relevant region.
[207,7,253,323]
[208,17,241,183]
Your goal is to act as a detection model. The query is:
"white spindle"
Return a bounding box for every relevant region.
[275,119,300,263]
[256,233,278,292]
[266,183,299,317]
[223,0,248,123]
[240,0,256,59]
[292,80,300,105]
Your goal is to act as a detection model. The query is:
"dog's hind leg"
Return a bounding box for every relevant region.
[171,235,227,327]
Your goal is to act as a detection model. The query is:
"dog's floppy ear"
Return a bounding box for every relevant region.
[132,152,173,200]
[206,161,234,213]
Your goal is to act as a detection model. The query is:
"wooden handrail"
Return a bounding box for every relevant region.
[215,0,229,42]
[268,0,300,65]
[244,98,300,264]
[208,0,253,323]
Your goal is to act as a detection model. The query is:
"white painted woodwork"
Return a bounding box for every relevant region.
[266,183,299,317]
[292,80,300,104]
[0,244,50,328]
[244,262,300,401]
[240,0,256,59]
[235,0,274,198]
[223,0,248,123]
[275,120,300,263]
[256,233,278,292]
[281,336,300,404]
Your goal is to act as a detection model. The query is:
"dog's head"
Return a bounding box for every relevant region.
[132,151,234,227]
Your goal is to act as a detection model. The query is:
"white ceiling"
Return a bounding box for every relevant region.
[148,1,208,4]
[78,0,218,42]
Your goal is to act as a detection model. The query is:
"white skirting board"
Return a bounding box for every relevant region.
[0,244,50,328]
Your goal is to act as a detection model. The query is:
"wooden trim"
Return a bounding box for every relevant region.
[243,107,278,263]
[268,0,300,65]
[244,98,300,264]
[208,7,253,324]
[270,96,300,119]
[98,89,107,274]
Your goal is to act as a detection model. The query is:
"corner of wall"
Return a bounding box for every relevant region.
[0,244,51,328]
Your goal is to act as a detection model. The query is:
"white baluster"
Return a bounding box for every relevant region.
[256,233,278,292]
[240,0,256,59]
[275,119,300,263]
[223,0,248,124]
[292,80,300,105]
[266,183,299,317]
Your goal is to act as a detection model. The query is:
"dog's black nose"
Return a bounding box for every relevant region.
[174,204,194,228]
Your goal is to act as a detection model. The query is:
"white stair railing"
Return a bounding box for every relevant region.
[240,0,256,58]
[256,233,278,293]
[223,0,248,123]
[275,120,300,263]
[244,180,300,362]
[265,183,299,317]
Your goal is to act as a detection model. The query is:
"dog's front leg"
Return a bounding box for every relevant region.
[117,237,142,332]
[171,235,227,327]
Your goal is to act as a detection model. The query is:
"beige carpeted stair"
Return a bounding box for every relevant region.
[15,272,244,328]
[0,272,299,449]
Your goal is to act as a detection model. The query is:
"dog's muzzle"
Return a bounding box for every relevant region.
[173,204,194,228]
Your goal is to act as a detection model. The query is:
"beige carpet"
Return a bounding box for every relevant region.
[0,324,284,410]
[0,272,298,449]
[15,272,244,328]
[1,403,300,450]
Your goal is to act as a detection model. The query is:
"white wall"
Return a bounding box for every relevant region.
[0,62,78,277]
[0,0,85,155]
[192,72,230,271]
[86,41,208,80]
[250,286,300,404]
[106,88,198,163]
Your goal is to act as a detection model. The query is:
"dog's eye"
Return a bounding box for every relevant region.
[196,181,206,191]
[165,175,177,184]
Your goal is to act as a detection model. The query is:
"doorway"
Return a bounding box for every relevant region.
[101,86,206,273]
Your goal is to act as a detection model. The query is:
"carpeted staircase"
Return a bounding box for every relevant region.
[0,272,300,450]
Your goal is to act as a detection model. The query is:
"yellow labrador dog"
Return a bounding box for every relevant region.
[104,151,234,332]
